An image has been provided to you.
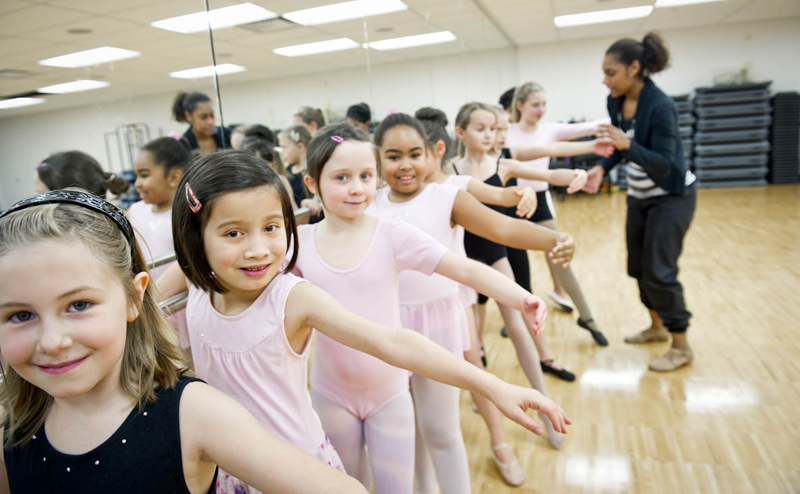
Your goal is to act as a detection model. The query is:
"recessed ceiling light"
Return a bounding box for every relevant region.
[39,47,140,68]
[554,6,654,27]
[169,64,246,79]
[0,97,45,110]
[283,0,407,26]
[151,3,278,34]
[38,80,110,94]
[365,31,456,51]
[274,38,359,57]
[655,0,728,6]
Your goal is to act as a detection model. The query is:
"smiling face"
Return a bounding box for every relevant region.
[516,91,547,126]
[202,185,288,300]
[0,239,144,401]
[379,125,429,198]
[134,151,180,210]
[308,141,377,220]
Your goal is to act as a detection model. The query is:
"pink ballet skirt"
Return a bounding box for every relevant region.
[458,284,478,308]
[399,292,471,357]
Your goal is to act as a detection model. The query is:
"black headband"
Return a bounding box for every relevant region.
[0,190,137,262]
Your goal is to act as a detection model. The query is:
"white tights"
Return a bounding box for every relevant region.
[311,389,416,494]
[411,374,471,494]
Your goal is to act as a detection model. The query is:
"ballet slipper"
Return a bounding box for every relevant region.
[492,443,526,487]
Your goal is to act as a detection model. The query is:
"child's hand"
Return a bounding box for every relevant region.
[520,295,547,336]
[566,169,588,194]
[583,166,604,194]
[514,187,538,219]
[592,139,615,158]
[491,383,572,436]
[300,197,321,215]
[548,232,574,268]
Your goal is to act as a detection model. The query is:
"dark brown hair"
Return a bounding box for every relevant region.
[415,107,452,166]
[36,151,129,198]
[294,106,326,129]
[141,137,192,173]
[606,31,670,78]
[171,91,211,123]
[172,151,298,293]
[373,113,428,149]
[306,123,375,203]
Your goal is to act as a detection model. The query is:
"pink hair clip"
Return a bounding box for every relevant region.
[388,109,398,115]
[185,183,202,214]
[330,135,344,144]
[169,132,181,141]
[36,162,47,170]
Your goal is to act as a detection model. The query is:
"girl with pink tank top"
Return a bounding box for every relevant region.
[368,114,578,494]
[158,149,572,494]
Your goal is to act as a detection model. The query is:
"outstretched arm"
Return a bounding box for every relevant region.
[451,190,574,267]
[508,140,613,161]
[285,283,572,436]
[181,382,367,494]
[465,178,538,218]
[499,159,588,194]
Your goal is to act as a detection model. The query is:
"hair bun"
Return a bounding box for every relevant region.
[415,107,448,127]
[642,31,669,75]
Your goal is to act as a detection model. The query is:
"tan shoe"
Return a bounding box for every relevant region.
[492,443,526,487]
[648,348,694,372]
[624,328,671,344]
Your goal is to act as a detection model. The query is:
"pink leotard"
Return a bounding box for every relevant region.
[295,219,447,419]
[367,183,470,355]
[186,272,340,467]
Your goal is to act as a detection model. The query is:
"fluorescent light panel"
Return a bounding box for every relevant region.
[554,6,653,27]
[0,97,45,109]
[39,47,140,68]
[655,0,728,6]
[152,3,277,34]
[283,0,407,26]
[366,31,456,51]
[170,64,246,79]
[274,38,359,57]
[38,80,110,94]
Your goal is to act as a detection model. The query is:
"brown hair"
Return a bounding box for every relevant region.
[454,102,498,157]
[294,106,326,129]
[606,31,670,79]
[0,200,186,449]
[37,151,130,198]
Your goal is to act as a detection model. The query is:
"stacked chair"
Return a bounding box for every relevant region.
[768,92,800,184]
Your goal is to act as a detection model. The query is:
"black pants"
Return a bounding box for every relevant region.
[626,185,696,333]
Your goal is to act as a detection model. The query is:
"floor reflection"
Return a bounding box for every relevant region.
[579,367,646,392]
[564,454,632,490]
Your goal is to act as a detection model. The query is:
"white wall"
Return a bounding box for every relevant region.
[2,16,798,209]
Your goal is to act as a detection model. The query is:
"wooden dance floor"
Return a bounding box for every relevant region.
[466,184,800,493]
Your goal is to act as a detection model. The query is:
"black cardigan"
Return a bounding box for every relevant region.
[182,126,232,151]
[601,78,688,195]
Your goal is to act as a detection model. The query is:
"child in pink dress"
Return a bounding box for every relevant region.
[157,151,572,494]
[368,113,576,493]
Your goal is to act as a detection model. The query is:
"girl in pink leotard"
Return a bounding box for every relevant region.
[368,113,577,494]
[157,149,571,494]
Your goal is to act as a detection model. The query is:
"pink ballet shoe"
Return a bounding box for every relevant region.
[492,443,526,487]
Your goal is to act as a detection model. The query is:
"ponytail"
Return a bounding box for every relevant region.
[606,31,670,78]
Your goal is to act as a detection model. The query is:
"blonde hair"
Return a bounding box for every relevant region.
[454,102,498,157]
[510,82,545,123]
[0,202,187,449]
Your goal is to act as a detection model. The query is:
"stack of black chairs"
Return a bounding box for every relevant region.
[692,82,773,188]
[673,94,694,171]
[768,92,800,184]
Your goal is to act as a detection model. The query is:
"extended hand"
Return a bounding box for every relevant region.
[520,295,547,336]
[583,165,604,194]
[598,124,630,151]
[566,169,588,194]
[514,187,538,219]
[548,232,574,268]
[592,139,615,158]
[492,383,572,436]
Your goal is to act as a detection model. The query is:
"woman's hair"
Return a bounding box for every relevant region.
[141,137,192,173]
[510,82,545,123]
[499,87,516,112]
[173,151,299,293]
[244,124,276,144]
[454,102,498,157]
[373,113,427,149]
[36,151,130,198]
[606,31,670,78]
[279,125,312,149]
[294,106,327,129]
[0,197,186,449]
[415,107,452,166]
[171,91,211,123]
[346,103,371,124]
[305,123,375,203]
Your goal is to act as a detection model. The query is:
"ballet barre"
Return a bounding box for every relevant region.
[154,207,310,315]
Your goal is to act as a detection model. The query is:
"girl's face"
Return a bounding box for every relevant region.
[187,101,215,138]
[310,141,377,220]
[459,109,497,153]
[278,134,301,165]
[603,53,637,98]
[517,91,547,125]
[494,112,509,153]
[0,239,146,401]
[134,151,180,209]
[379,126,428,196]
[202,185,288,296]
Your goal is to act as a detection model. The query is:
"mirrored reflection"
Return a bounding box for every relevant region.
[563,454,632,490]
[0,0,219,211]
[684,379,759,413]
